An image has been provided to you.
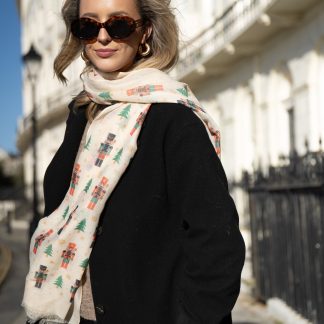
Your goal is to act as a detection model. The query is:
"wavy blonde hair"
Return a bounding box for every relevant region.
[54,0,179,120]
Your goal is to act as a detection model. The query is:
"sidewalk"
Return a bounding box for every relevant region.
[0,242,12,287]
[232,293,277,324]
[0,223,29,324]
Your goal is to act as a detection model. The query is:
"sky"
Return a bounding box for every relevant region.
[0,1,21,155]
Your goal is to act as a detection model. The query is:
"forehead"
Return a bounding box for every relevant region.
[79,0,139,17]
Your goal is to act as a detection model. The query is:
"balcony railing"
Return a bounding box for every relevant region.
[173,0,276,80]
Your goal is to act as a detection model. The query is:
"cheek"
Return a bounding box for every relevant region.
[83,44,92,61]
[116,45,139,69]
[122,43,139,56]
[84,43,94,54]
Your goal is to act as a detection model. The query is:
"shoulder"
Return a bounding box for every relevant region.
[66,100,88,124]
[145,103,214,154]
[68,100,87,115]
[147,103,203,130]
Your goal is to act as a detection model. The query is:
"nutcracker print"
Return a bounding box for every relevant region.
[214,130,221,156]
[87,177,109,210]
[33,229,54,254]
[127,84,164,97]
[130,108,149,136]
[61,242,77,269]
[57,206,79,235]
[95,133,116,167]
[34,265,48,288]
[177,99,202,111]
[70,279,81,303]
[69,163,81,195]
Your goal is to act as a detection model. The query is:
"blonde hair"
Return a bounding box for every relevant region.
[54,0,179,120]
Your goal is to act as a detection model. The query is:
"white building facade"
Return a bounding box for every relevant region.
[18,0,324,320]
[17,0,83,206]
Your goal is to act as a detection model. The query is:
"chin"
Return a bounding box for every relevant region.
[91,60,121,73]
[95,64,122,74]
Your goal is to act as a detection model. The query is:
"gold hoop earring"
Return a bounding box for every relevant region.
[81,50,90,63]
[138,42,151,57]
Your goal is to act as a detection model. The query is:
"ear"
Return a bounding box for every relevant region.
[141,23,153,44]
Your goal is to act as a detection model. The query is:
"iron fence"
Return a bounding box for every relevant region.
[245,149,324,324]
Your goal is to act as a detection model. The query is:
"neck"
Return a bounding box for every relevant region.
[94,67,132,81]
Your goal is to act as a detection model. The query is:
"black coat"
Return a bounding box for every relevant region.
[42,102,245,324]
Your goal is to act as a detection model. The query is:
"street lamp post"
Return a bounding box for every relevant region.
[22,44,42,238]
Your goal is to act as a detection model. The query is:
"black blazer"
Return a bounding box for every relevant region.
[42,102,245,324]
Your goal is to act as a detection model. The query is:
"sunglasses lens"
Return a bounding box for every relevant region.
[71,19,98,40]
[71,17,140,40]
[108,17,135,39]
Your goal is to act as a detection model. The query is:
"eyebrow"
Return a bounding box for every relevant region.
[81,11,130,18]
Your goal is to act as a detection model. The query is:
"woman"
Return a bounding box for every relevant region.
[22,0,245,323]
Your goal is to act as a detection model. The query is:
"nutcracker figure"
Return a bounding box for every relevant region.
[130,109,149,136]
[95,133,116,167]
[127,84,163,96]
[34,265,48,288]
[69,163,81,195]
[70,279,81,303]
[214,130,221,156]
[33,229,54,254]
[61,242,77,269]
[87,177,109,210]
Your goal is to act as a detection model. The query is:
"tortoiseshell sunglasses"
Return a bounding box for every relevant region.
[71,16,145,41]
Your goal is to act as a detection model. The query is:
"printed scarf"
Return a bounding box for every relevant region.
[22,67,221,324]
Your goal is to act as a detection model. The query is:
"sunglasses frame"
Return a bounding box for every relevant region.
[71,16,145,41]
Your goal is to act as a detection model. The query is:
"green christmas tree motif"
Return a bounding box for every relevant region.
[75,219,87,232]
[118,104,131,119]
[54,275,63,288]
[113,148,123,164]
[80,258,89,269]
[84,136,92,150]
[83,179,93,193]
[177,86,189,97]
[99,92,112,100]
[62,206,69,219]
[44,244,53,257]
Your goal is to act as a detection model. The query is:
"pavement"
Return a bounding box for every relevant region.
[0,223,29,324]
[0,222,278,324]
[0,243,12,288]
[232,294,277,324]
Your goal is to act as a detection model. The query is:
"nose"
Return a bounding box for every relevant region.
[97,27,111,44]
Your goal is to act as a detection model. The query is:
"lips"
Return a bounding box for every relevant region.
[95,49,117,58]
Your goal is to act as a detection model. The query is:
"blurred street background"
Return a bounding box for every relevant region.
[1,0,324,323]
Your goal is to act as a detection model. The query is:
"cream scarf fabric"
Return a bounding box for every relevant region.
[22,67,221,324]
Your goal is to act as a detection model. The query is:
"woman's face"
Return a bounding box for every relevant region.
[79,0,150,74]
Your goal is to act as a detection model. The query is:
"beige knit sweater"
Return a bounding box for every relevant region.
[80,266,97,321]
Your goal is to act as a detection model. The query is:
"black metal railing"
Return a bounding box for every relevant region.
[245,148,324,324]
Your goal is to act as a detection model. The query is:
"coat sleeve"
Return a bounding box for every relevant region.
[165,117,246,324]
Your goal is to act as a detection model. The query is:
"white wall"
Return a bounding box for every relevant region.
[191,4,324,182]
